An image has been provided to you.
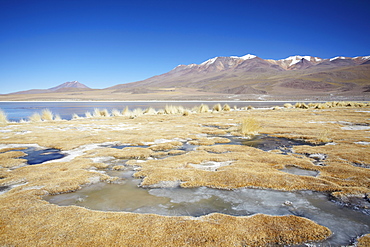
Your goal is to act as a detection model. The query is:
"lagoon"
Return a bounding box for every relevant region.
[0,101,300,121]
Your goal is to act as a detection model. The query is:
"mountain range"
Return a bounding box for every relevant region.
[4,54,370,101]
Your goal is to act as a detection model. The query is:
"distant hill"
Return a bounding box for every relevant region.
[49,81,90,91]
[11,81,91,95]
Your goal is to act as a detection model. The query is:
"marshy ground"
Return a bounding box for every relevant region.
[0,102,370,246]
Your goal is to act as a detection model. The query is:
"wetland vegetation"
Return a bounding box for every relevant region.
[1,101,370,246]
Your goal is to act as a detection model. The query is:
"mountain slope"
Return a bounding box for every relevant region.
[49,81,90,91]
[11,81,91,95]
[109,55,370,97]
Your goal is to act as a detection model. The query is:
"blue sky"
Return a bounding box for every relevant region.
[1,0,369,93]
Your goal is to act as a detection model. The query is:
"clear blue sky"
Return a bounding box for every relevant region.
[1,0,369,93]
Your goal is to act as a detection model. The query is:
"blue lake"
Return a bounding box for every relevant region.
[0,101,298,121]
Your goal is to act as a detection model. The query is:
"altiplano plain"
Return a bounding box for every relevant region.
[0,102,370,246]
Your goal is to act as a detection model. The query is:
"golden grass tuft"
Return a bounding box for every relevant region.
[29,112,42,122]
[239,117,261,137]
[111,108,122,117]
[41,109,54,121]
[72,113,81,120]
[132,108,143,117]
[197,104,209,113]
[0,108,8,124]
[295,102,309,109]
[284,103,293,108]
[164,105,177,114]
[182,110,190,116]
[222,104,231,111]
[54,114,62,121]
[213,103,222,112]
[100,109,110,117]
[93,108,102,117]
[143,107,156,115]
[121,106,131,116]
[85,111,92,118]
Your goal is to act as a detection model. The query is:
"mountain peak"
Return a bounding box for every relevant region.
[49,81,90,91]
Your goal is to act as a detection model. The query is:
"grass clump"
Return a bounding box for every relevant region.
[213,103,222,112]
[111,109,122,117]
[72,113,81,120]
[295,102,309,109]
[41,109,54,121]
[54,114,62,121]
[85,111,92,118]
[122,106,131,116]
[0,109,8,124]
[132,108,143,117]
[29,112,42,122]
[143,107,157,115]
[222,104,231,111]
[183,110,190,116]
[197,104,209,113]
[93,108,110,117]
[239,117,261,137]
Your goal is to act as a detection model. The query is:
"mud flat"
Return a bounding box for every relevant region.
[1,102,370,246]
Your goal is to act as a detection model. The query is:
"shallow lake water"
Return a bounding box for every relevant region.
[0,101,299,121]
[45,167,370,246]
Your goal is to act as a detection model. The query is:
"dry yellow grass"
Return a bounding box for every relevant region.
[213,103,222,112]
[0,102,369,246]
[357,234,370,247]
[0,108,8,124]
[222,104,231,111]
[238,117,261,136]
[41,109,54,121]
[28,112,42,122]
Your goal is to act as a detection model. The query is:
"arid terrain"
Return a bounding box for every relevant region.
[1,102,370,246]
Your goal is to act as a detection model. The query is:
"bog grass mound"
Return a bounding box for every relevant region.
[0,102,369,246]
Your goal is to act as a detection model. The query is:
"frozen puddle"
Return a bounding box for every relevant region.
[45,169,370,246]
[280,166,319,176]
[11,147,65,165]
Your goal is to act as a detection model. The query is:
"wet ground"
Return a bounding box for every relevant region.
[44,134,370,246]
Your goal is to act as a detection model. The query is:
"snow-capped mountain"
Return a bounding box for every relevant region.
[108,53,370,99]
[174,54,370,72]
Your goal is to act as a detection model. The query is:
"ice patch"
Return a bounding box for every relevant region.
[355,142,370,145]
[148,180,182,188]
[45,142,117,163]
[88,176,101,184]
[341,126,370,130]
[190,161,232,171]
[23,185,45,191]
[142,138,187,145]
[90,156,114,163]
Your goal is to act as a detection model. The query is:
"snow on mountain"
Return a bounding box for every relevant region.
[329,56,347,61]
[175,54,369,72]
[280,55,322,67]
[200,57,218,66]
